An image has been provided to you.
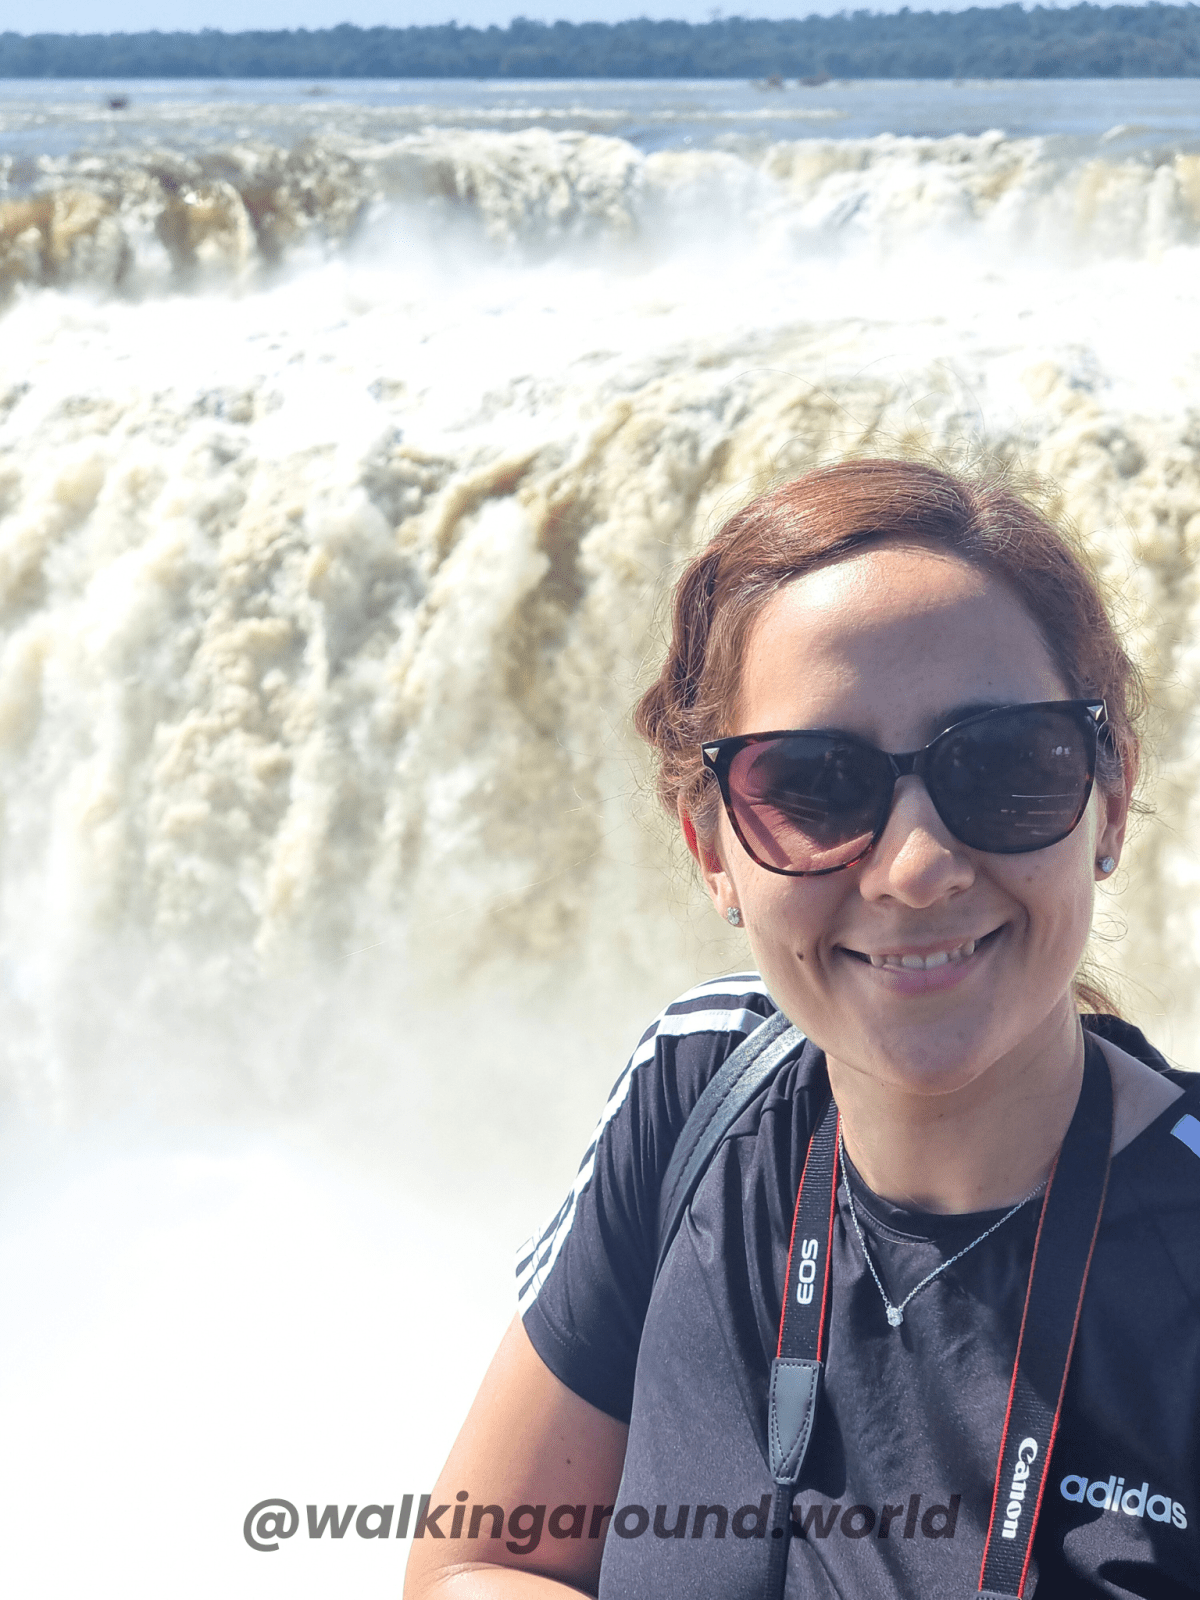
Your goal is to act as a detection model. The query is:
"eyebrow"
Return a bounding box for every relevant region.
[821,701,1015,752]
[787,700,1027,747]
[930,700,1011,735]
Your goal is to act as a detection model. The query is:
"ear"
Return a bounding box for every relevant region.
[679,802,741,923]
[1094,775,1130,879]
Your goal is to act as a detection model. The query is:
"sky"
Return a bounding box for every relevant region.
[0,0,1119,33]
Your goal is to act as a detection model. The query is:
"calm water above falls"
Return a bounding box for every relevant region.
[3,75,1200,150]
[0,80,1198,1600]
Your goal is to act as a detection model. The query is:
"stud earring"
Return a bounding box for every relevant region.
[1097,856,1116,875]
[726,907,742,927]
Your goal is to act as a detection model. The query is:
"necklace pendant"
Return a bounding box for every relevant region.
[886,1305,904,1327]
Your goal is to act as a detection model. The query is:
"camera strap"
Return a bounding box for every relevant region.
[762,1034,1113,1600]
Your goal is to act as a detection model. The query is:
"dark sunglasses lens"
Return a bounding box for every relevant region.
[927,706,1095,852]
[726,735,892,872]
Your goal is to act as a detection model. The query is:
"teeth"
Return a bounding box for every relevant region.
[868,939,978,970]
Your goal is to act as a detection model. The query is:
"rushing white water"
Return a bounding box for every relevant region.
[2,82,1200,1597]
[5,121,1200,297]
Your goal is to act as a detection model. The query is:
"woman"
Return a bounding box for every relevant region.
[405,460,1200,1599]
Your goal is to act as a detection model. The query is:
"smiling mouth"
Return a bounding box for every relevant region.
[845,925,1005,971]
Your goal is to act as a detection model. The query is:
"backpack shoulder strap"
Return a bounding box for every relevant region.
[654,1009,805,1280]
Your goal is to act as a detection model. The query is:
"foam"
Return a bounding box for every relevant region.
[4,128,1200,300]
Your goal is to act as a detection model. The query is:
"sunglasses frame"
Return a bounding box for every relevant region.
[701,699,1108,877]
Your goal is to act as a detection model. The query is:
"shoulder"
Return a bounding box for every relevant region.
[620,970,781,1113]
[642,970,779,1042]
[514,973,787,1416]
[588,966,784,1158]
[1089,1017,1200,1311]
[1114,1061,1200,1206]
[515,975,778,1307]
[1090,1033,1185,1158]
[566,969,783,1185]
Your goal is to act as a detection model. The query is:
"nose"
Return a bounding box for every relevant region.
[857,775,976,907]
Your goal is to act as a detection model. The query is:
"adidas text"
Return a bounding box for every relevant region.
[1060,1474,1188,1530]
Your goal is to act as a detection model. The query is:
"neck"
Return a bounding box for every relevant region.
[829,1004,1085,1214]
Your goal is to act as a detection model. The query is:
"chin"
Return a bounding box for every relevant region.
[854,1017,1008,1097]
[872,1054,994,1098]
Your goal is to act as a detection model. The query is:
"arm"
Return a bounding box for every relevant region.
[408,983,773,1594]
[404,1315,629,1599]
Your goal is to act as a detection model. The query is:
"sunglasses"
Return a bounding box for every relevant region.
[701,700,1107,877]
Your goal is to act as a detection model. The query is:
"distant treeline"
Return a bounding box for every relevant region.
[3,5,1200,80]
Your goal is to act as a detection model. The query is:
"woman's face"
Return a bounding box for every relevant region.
[695,542,1129,1098]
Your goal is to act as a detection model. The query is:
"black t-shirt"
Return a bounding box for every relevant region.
[516,974,1200,1598]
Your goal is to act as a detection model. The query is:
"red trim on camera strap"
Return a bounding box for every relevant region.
[763,1092,840,1600]
[976,1039,1113,1598]
[777,1098,840,1361]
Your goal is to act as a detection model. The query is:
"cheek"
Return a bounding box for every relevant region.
[738,875,844,971]
[1009,845,1096,957]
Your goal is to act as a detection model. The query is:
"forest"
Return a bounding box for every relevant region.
[2,5,1200,79]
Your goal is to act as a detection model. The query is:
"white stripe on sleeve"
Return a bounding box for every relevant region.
[516,977,774,1309]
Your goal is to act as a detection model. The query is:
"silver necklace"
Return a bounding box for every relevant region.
[838,1127,1045,1328]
